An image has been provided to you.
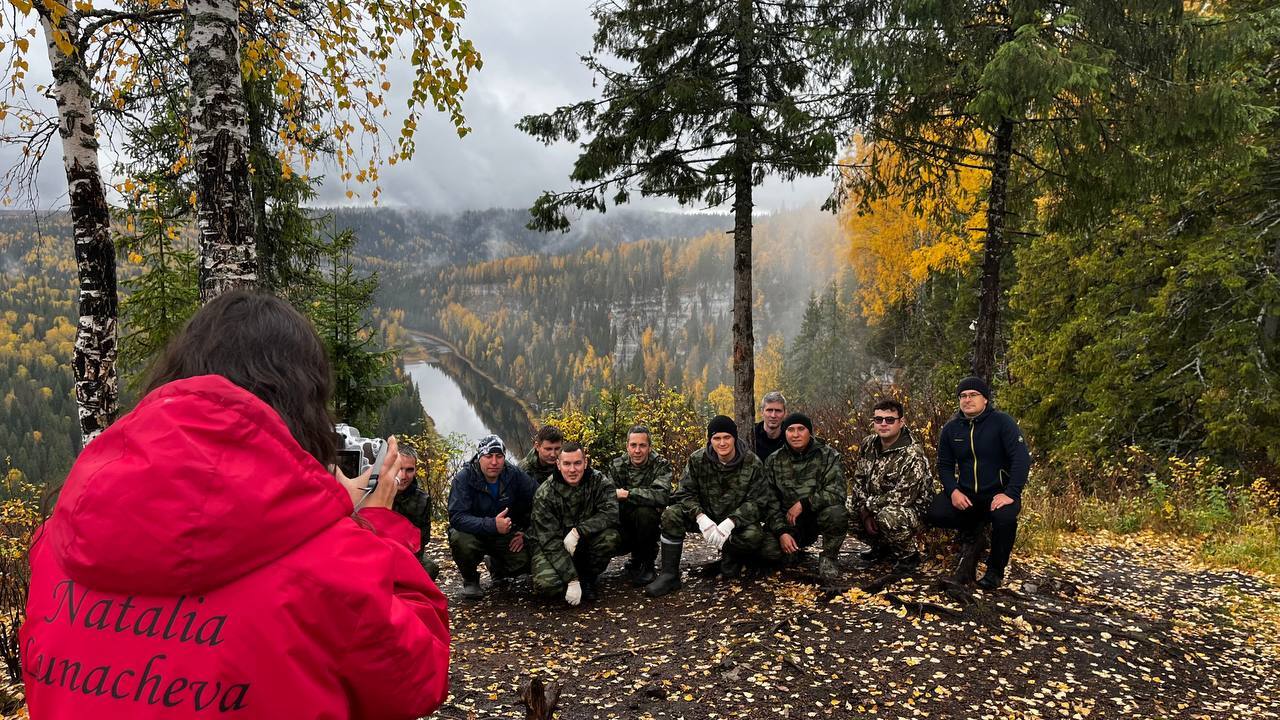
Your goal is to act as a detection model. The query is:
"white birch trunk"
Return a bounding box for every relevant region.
[187,0,256,302]
[40,11,119,445]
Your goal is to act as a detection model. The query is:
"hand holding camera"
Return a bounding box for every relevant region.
[334,430,401,511]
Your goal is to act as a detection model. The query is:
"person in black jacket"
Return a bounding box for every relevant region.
[447,434,538,600]
[927,376,1031,590]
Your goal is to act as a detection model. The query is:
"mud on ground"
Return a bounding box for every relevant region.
[427,532,1280,719]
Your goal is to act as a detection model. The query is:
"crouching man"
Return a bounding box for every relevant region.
[447,435,537,600]
[765,413,849,581]
[530,443,621,606]
[609,426,673,586]
[646,416,779,597]
[850,399,932,575]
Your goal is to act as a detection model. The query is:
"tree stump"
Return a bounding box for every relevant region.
[519,676,561,720]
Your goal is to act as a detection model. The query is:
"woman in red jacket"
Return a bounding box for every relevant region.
[21,291,450,719]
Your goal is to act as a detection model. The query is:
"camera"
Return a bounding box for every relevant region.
[335,424,388,491]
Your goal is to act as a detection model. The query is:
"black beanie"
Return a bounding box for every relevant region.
[707,415,738,442]
[957,376,991,399]
[781,412,813,434]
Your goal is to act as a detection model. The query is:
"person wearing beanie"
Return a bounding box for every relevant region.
[645,416,780,597]
[447,434,539,600]
[764,412,848,581]
[851,399,933,576]
[927,376,1031,591]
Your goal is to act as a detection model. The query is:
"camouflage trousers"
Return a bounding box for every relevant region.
[659,507,782,564]
[532,528,621,596]
[448,529,531,582]
[779,503,848,558]
[853,501,925,559]
[616,504,661,565]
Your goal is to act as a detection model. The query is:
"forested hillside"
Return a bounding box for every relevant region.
[0,215,80,491]
[380,210,849,410]
[330,207,733,269]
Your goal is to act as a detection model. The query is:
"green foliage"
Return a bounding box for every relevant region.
[0,461,42,682]
[540,384,707,470]
[309,227,397,430]
[1019,447,1280,575]
[782,275,871,410]
[518,0,837,229]
[397,428,470,523]
[1004,46,1280,464]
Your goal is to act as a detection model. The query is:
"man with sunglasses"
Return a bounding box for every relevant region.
[927,377,1031,590]
[850,399,933,575]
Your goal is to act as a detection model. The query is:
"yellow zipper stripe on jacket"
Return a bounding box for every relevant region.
[969,419,979,492]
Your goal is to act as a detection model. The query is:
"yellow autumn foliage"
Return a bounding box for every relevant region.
[841,138,985,322]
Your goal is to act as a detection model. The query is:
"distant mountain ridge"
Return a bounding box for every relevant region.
[0,207,733,269]
[323,207,733,266]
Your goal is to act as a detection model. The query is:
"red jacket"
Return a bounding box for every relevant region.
[21,375,450,719]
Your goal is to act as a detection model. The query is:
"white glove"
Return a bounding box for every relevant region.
[717,518,735,538]
[696,514,722,545]
[565,579,582,606]
[563,528,580,555]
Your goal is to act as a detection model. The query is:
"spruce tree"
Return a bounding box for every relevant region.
[520,0,840,440]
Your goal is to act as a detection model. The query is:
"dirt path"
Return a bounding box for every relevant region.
[427,531,1280,719]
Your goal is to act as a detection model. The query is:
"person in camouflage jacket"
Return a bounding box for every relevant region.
[519,425,563,486]
[851,399,933,571]
[530,443,621,605]
[392,446,440,580]
[608,425,673,586]
[646,416,779,597]
[764,413,848,580]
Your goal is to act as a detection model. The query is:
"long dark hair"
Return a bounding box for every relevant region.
[144,290,337,467]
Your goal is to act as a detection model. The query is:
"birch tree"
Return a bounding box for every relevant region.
[0,1,120,443]
[186,0,255,302]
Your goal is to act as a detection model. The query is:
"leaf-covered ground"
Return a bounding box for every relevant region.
[428,531,1280,719]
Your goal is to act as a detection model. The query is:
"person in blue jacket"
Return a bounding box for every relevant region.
[927,376,1031,590]
[447,435,539,600]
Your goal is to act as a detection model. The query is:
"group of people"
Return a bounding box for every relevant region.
[411,379,1030,607]
[19,290,1035,719]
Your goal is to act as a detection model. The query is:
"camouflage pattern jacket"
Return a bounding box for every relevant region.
[851,428,934,517]
[607,452,673,509]
[530,467,620,558]
[519,448,557,487]
[392,484,432,551]
[668,440,769,526]
[763,438,846,535]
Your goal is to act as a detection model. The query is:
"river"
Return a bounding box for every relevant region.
[404,332,536,458]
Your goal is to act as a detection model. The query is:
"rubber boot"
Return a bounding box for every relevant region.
[644,540,684,597]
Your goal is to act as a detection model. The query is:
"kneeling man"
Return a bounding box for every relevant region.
[765,413,849,581]
[531,443,621,606]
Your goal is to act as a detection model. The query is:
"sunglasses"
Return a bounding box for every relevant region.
[871,416,900,425]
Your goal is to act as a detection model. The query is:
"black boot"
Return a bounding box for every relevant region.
[719,553,743,579]
[631,552,657,586]
[580,574,599,602]
[950,532,988,586]
[854,544,887,570]
[645,540,684,597]
[977,568,1004,591]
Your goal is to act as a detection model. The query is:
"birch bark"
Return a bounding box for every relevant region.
[40,10,118,444]
[188,0,256,302]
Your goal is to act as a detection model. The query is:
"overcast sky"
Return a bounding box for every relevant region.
[2,1,833,214]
